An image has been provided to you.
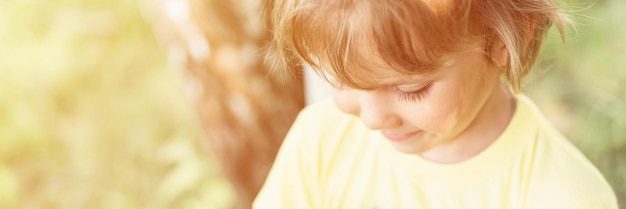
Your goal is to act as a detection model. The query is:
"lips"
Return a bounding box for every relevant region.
[381,130,422,142]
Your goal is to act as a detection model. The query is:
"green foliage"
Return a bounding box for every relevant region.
[0,0,233,208]
[528,0,626,206]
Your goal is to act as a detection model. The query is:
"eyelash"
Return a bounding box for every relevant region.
[395,83,433,103]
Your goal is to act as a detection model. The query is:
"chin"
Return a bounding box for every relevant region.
[390,142,425,155]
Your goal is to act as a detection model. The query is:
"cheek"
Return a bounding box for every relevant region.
[332,89,359,115]
[419,83,486,136]
[409,88,464,134]
[416,103,459,132]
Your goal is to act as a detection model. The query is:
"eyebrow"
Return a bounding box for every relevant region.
[316,58,448,90]
[368,55,456,87]
[375,72,436,87]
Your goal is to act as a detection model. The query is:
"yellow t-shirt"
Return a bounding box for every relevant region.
[253,95,618,209]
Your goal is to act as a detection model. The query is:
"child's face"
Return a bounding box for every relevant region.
[330,46,505,157]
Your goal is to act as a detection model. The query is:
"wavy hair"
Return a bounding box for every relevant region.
[266,0,571,91]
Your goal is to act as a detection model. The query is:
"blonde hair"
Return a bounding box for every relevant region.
[266,0,570,91]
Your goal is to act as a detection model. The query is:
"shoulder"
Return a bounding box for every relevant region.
[288,99,361,141]
[280,99,365,160]
[294,99,349,126]
[287,98,379,173]
[254,100,357,208]
[516,96,618,208]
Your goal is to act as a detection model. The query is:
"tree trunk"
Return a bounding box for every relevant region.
[143,0,305,208]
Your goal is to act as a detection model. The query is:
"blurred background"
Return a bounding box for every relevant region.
[0,0,623,208]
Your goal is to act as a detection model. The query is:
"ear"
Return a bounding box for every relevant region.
[489,37,508,68]
[489,16,537,68]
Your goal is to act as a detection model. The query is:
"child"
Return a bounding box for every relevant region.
[255,0,618,208]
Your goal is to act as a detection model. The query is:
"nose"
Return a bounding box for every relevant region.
[358,94,402,130]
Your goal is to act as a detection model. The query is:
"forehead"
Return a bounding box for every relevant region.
[317,49,463,89]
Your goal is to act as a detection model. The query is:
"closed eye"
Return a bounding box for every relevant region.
[395,82,433,103]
